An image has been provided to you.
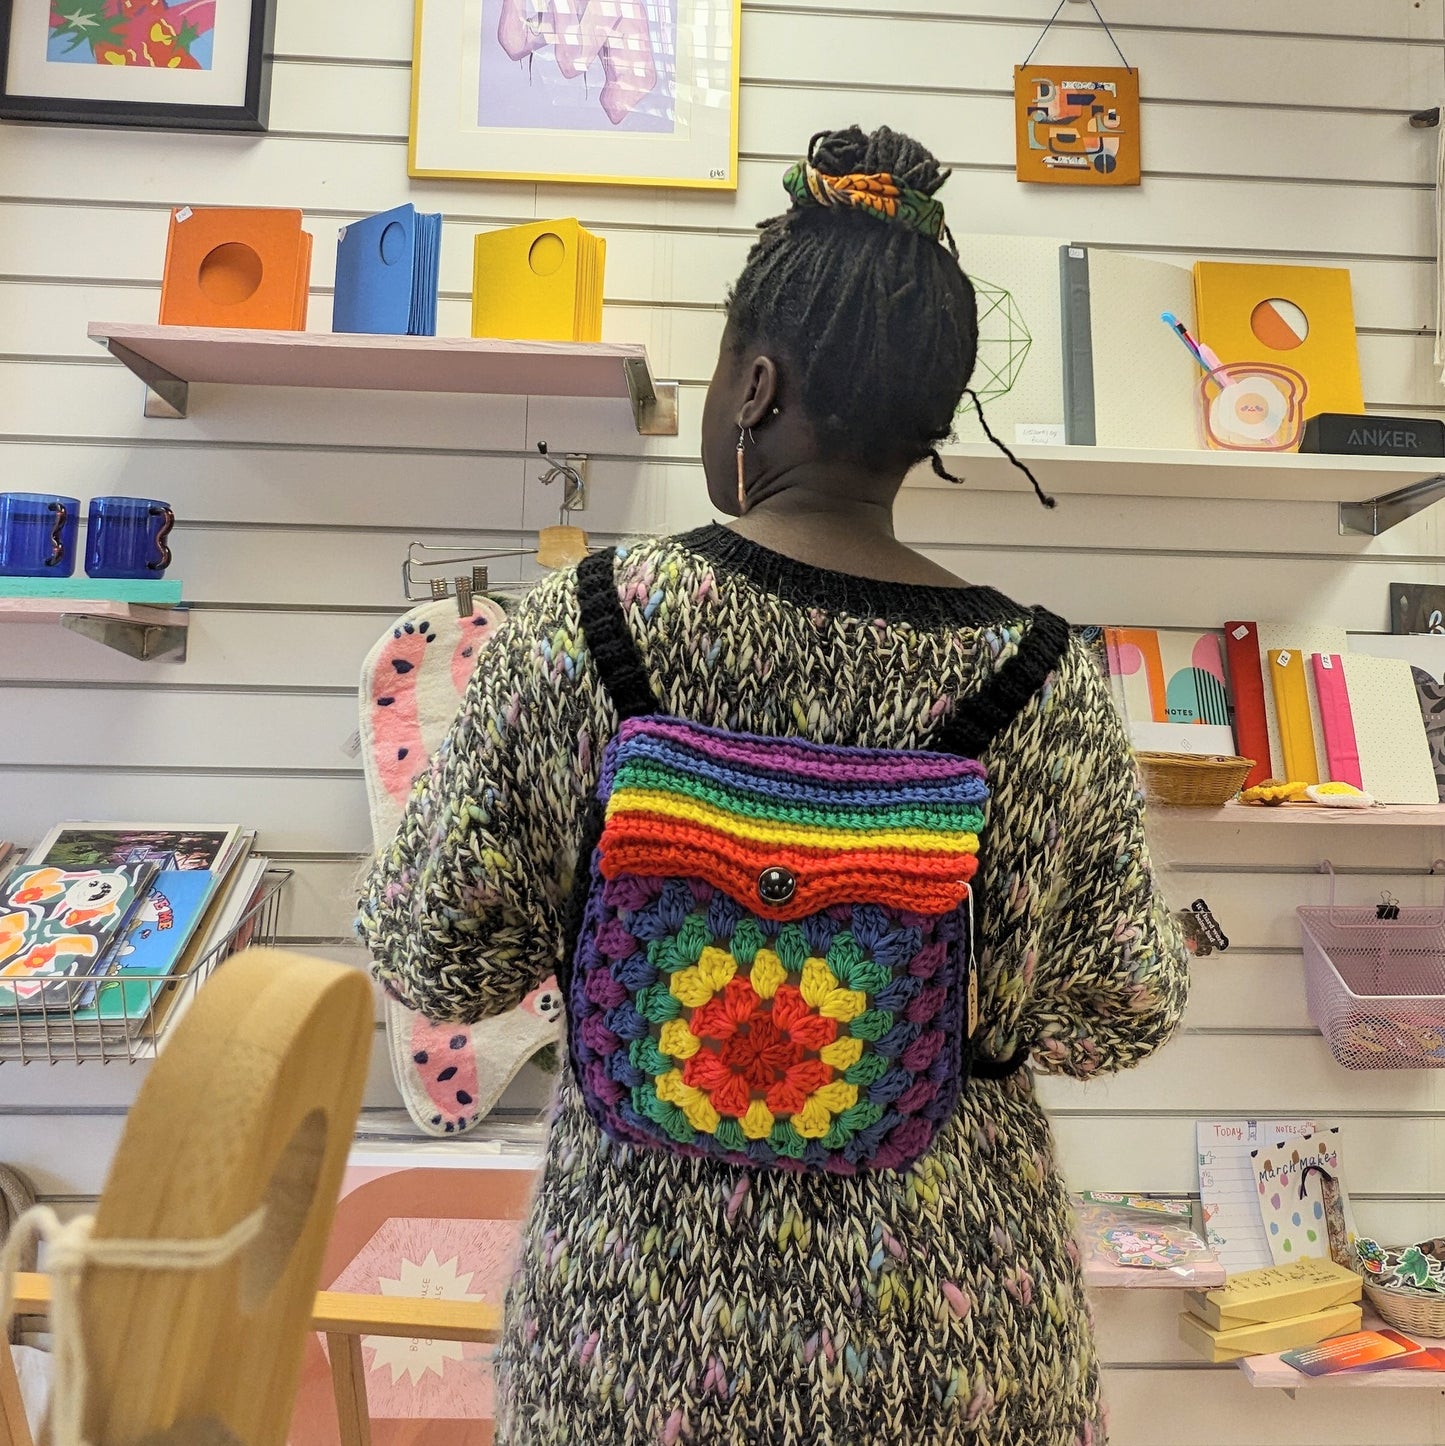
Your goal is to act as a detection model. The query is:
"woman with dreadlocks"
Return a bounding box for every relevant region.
[361,125,1187,1445]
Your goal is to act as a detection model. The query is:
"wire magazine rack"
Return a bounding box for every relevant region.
[0,867,292,1065]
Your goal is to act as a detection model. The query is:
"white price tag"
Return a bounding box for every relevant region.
[1014,423,1064,447]
[175,206,193,223]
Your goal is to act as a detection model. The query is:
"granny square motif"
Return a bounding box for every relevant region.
[566,716,987,1173]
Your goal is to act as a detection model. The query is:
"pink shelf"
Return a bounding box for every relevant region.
[0,596,187,662]
[87,323,678,433]
[1240,1316,1445,1389]
[0,597,182,626]
[1156,801,1445,827]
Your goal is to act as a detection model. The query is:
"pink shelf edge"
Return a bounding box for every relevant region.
[88,321,648,360]
[1239,1315,1445,1389]
[1154,801,1445,826]
[86,323,653,397]
[0,597,186,626]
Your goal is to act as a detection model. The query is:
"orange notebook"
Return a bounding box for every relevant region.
[159,206,313,330]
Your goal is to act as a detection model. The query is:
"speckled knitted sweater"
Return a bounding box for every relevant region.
[358,524,1189,1446]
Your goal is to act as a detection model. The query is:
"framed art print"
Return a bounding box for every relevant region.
[410,0,741,189]
[1014,64,1141,186]
[0,0,275,131]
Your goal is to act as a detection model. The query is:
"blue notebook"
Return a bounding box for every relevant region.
[333,204,440,337]
[74,869,217,1024]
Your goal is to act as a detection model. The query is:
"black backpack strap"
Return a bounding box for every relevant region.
[576,548,659,720]
[933,607,1073,757]
[970,1041,1030,1080]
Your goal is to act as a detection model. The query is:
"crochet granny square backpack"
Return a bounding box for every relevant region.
[560,549,1071,1175]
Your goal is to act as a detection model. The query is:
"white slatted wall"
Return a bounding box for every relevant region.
[3,3,1445,1439]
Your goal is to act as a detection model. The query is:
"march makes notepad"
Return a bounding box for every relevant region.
[1198,1119,1323,1275]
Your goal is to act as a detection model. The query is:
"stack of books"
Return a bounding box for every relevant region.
[1076,621,1443,805]
[333,203,441,337]
[0,821,273,1053]
[159,206,313,331]
[471,218,605,343]
[1179,1258,1363,1362]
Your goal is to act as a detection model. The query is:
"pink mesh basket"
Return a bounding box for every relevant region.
[1298,864,1445,1071]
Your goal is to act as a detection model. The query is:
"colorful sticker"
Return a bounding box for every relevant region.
[1099,1226,1197,1269]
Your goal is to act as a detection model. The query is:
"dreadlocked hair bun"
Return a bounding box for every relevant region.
[725,124,977,474]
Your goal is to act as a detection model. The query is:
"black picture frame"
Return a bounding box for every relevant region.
[0,0,275,131]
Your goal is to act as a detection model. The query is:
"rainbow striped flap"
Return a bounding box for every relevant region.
[568,716,989,1174]
[597,717,986,921]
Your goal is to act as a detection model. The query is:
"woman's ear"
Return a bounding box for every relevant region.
[737,355,779,429]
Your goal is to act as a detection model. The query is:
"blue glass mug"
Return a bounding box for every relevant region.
[85,496,175,580]
[0,493,79,578]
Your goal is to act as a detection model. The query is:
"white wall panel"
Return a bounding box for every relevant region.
[2,6,1444,1441]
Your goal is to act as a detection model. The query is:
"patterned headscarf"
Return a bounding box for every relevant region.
[782,159,948,243]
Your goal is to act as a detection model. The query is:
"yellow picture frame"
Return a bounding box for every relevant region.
[409,0,741,190]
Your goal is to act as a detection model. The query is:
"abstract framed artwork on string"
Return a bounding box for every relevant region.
[410,0,741,189]
[1014,65,1140,186]
[1012,0,1141,187]
[0,0,275,131]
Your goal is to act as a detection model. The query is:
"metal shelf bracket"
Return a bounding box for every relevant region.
[1338,473,1445,536]
[60,613,188,662]
[623,356,680,436]
[105,337,190,419]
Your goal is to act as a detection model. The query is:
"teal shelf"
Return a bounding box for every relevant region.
[0,576,182,605]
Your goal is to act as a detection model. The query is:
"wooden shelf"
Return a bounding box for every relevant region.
[1155,802,1445,827]
[926,442,1445,533]
[0,596,187,662]
[87,322,679,435]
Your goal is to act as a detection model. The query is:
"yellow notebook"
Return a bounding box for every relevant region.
[1253,624,1345,789]
[1267,647,1320,784]
[1179,1301,1361,1363]
[471,219,605,343]
[1193,261,1363,419]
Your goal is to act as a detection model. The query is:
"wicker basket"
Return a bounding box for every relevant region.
[1365,1280,1445,1336]
[1135,753,1255,808]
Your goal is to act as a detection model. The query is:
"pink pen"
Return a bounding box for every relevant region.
[1195,339,1227,375]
